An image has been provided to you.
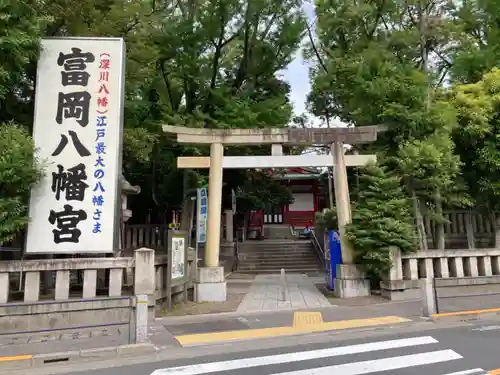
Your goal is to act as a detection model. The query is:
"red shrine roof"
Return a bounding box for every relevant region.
[266,167,321,180]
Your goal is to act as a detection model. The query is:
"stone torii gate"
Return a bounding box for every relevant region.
[164,125,382,301]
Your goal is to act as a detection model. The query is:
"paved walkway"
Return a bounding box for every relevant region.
[236,274,331,312]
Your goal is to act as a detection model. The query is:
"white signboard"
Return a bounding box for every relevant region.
[171,236,185,280]
[26,37,125,254]
[196,188,208,243]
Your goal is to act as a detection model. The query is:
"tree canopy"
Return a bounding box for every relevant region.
[0,0,306,236]
[4,0,500,275]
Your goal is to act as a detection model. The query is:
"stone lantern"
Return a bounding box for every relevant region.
[120,173,140,223]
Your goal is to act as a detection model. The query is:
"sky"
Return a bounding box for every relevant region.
[281,2,316,118]
[279,2,346,129]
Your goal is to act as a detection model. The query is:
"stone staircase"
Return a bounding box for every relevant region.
[237,239,323,274]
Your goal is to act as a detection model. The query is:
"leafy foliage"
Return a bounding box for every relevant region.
[315,208,337,231]
[236,171,293,213]
[1,0,307,225]
[345,163,416,279]
[0,1,46,242]
[452,67,500,210]
[0,124,44,243]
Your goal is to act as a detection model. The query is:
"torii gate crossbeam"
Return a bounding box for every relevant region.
[177,154,376,169]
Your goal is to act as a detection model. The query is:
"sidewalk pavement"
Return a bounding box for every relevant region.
[0,300,423,372]
[0,272,420,366]
[5,272,500,369]
[236,274,331,312]
[160,298,423,346]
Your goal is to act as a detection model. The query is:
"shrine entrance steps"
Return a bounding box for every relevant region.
[263,224,294,240]
[236,239,323,274]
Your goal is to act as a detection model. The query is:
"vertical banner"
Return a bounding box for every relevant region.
[26,37,125,254]
[196,188,208,243]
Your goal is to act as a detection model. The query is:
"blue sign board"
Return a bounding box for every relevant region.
[196,188,208,243]
[326,230,342,290]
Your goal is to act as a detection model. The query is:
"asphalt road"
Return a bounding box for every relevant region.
[18,320,500,375]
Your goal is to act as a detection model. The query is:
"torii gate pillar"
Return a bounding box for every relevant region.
[164,125,383,300]
[205,143,224,268]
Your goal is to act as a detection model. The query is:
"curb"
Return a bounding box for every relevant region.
[173,316,413,346]
[431,307,500,322]
[156,299,421,325]
[0,343,158,371]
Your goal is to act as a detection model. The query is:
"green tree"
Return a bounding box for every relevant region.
[452,68,500,216]
[449,0,500,84]
[235,170,294,234]
[0,124,44,243]
[124,0,306,220]
[307,0,466,252]
[346,163,416,280]
[0,0,306,224]
[0,1,47,243]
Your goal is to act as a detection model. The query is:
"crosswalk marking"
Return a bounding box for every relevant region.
[150,336,438,375]
[268,350,462,374]
[441,370,488,375]
[150,335,488,375]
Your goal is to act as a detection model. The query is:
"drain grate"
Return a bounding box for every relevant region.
[43,357,69,364]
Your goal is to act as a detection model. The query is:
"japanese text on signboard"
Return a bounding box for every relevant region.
[92,53,112,235]
[50,48,95,244]
[26,38,124,254]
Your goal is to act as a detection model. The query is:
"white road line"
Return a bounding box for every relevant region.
[150,336,438,375]
[441,369,487,375]
[269,350,463,375]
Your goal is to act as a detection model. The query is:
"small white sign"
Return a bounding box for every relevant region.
[171,236,185,280]
[196,188,208,243]
[26,37,125,254]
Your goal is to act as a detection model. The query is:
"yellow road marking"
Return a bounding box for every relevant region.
[293,312,324,328]
[175,315,411,346]
[432,307,500,318]
[0,355,32,362]
[489,369,500,375]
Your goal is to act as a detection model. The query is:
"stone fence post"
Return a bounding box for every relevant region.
[380,247,407,300]
[420,278,437,317]
[132,247,155,344]
[388,247,403,281]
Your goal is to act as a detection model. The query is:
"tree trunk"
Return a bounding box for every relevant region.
[466,210,475,249]
[434,188,445,250]
[411,188,428,251]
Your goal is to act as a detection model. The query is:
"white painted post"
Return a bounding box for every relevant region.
[135,294,149,343]
[420,278,437,317]
[280,268,286,301]
[0,273,9,303]
[132,248,155,344]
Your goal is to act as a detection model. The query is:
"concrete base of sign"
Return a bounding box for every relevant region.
[195,266,227,302]
[334,264,371,298]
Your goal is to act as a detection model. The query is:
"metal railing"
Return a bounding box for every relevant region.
[311,230,326,269]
